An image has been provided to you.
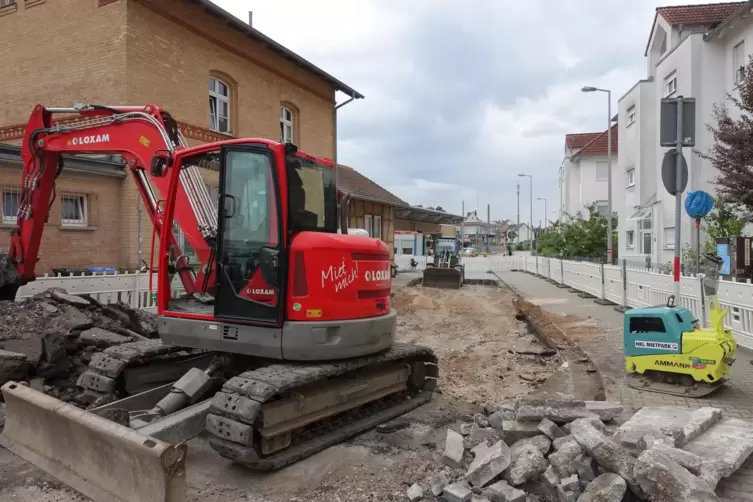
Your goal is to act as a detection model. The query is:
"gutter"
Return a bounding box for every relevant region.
[334,92,362,232]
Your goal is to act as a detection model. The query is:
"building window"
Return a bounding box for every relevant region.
[627,168,635,187]
[1,189,18,224]
[280,106,294,143]
[595,201,609,217]
[627,105,636,126]
[627,230,635,248]
[0,0,16,7]
[734,40,746,85]
[373,215,382,240]
[61,195,87,227]
[664,227,675,249]
[664,75,677,97]
[596,162,609,181]
[209,77,230,134]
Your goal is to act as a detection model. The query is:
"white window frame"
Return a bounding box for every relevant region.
[627,105,636,127]
[664,75,677,97]
[734,40,746,85]
[595,200,609,217]
[595,162,609,182]
[209,77,231,134]
[1,189,18,224]
[364,214,373,237]
[627,168,635,187]
[61,194,87,227]
[0,0,16,7]
[373,215,382,240]
[664,227,675,249]
[626,230,635,248]
[280,106,294,143]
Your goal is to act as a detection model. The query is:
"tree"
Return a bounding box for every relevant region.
[702,196,746,240]
[535,203,618,261]
[696,54,753,214]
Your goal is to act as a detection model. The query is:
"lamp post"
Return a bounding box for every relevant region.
[537,197,548,229]
[518,173,533,250]
[582,85,613,264]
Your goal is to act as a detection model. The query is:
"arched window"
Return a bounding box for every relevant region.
[280,105,294,143]
[209,77,231,134]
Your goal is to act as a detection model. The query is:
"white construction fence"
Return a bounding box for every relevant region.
[15,254,753,349]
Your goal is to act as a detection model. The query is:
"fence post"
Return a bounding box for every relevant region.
[536,256,539,276]
[547,259,552,281]
[561,257,565,285]
[599,263,606,302]
[622,259,628,310]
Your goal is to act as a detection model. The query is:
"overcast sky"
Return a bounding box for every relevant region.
[211,0,712,225]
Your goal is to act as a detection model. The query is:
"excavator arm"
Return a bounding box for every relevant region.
[0,103,218,301]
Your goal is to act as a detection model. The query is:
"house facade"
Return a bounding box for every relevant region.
[0,0,360,272]
[558,127,619,222]
[617,1,751,266]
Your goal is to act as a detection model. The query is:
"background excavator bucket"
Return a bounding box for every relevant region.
[422,266,463,289]
[0,381,187,502]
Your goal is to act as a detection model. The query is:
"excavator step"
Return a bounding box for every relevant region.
[205,342,438,470]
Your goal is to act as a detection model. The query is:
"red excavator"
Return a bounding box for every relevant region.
[0,103,438,502]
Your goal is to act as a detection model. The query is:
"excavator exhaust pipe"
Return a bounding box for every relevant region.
[0,382,187,502]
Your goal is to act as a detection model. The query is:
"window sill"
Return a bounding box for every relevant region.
[626,183,635,188]
[208,129,235,138]
[0,3,18,18]
[626,122,635,128]
[61,225,96,232]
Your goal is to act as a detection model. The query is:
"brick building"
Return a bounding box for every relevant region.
[0,0,361,272]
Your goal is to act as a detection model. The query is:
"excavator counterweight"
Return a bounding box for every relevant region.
[0,103,439,502]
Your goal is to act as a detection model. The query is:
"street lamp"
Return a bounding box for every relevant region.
[518,173,533,250]
[582,85,613,264]
[537,197,548,228]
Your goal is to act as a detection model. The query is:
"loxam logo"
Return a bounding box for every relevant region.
[247,288,275,296]
[364,269,390,282]
[66,134,110,146]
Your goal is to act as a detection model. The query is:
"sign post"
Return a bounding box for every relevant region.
[660,96,696,300]
[684,190,714,274]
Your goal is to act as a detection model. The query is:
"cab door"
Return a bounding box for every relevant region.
[214,145,284,325]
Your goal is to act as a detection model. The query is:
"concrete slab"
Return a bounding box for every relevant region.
[684,417,753,480]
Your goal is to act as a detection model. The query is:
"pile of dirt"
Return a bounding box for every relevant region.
[0,287,158,406]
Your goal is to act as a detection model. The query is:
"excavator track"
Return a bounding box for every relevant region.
[77,340,213,398]
[206,342,438,470]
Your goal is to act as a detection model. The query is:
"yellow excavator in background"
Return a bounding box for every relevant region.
[422,234,464,288]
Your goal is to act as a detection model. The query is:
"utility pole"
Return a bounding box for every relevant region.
[461,201,465,249]
[516,180,520,245]
[487,204,491,253]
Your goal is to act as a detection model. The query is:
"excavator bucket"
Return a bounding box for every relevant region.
[0,381,187,502]
[422,266,463,289]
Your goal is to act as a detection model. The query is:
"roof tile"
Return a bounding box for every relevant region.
[566,133,602,151]
[573,124,618,158]
[657,1,744,25]
[337,164,408,207]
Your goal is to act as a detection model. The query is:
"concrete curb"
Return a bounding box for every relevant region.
[492,271,614,403]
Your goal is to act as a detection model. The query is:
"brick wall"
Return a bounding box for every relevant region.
[0,0,127,129]
[0,163,123,274]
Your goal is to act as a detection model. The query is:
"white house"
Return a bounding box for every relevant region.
[617,1,753,266]
[558,127,620,221]
[507,223,533,244]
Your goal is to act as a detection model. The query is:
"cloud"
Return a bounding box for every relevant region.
[211,0,717,225]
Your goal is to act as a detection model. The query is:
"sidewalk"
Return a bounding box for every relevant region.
[392,271,422,289]
[497,270,753,501]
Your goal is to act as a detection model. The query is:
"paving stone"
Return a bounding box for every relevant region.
[682,407,724,445]
[514,398,599,423]
[505,443,548,486]
[576,473,627,502]
[537,418,567,440]
[407,483,423,501]
[430,472,450,496]
[466,440,512,488]
[444,481,473,502]
[502,421,541,444]
[633,448,719,502]
[444,429,465,469]
[583,401,623,422]
[684,417,753,483]
[483,480,526,502]
[649,444,703,474]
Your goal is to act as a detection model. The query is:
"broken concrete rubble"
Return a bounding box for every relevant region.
[430,472,450,496]
[513,398,598,423]
[407,483,423,501]
[467,440,512,487]
[406,401,753,502]
[0,287,161,406]
[444,429,465,469]
[633,449,719,502]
